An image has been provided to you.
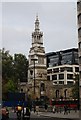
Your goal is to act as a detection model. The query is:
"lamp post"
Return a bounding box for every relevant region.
[31,58,38,97]
[31,58,37,113]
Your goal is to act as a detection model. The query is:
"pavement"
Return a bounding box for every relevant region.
[31,110,79,119]
[7,108,80,120]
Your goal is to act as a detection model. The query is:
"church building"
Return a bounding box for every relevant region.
[28,16,47,99]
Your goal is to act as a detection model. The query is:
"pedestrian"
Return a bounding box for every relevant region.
[33,102,36,113]
[64,105,67,115]
[23,107,30,120]
[44,103,48,112]
[36,105,39,115]
[16,105,22,119]
[52,105,56,113]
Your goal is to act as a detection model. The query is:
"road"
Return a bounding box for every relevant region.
[8,112,79,120]
[8,117,79,120]
[0,109,79,120]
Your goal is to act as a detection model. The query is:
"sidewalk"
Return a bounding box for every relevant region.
[31,110,79,119]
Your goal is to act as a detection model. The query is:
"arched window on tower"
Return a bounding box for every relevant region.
[56,90,59,98]
[30,70,33,75]
[78,28,81,37]
[78,13,81,24]
[40,82,45,91]
[64,89,67,99]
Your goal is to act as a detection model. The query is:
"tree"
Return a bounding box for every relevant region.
[1,48,28,100]
[2,48,13,81]
[1,48,16,100]
[5,79,17,92]
[13,53,28,83]
[72,74,79,99]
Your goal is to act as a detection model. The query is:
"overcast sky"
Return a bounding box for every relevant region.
[1,2,78,58]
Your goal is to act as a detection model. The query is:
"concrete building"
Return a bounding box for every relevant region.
[28,16,47,99]
[77,0,81,117]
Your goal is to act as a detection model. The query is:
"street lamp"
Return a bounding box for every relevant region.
[31,58,38,96]
[31,58,38,113]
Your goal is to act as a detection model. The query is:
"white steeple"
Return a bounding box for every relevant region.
[28,15,47,99]
[32,15,43,47]
[35,15,40,32]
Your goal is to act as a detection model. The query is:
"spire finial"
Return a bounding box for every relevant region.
[36,13,38,20]
[35,13,40,31]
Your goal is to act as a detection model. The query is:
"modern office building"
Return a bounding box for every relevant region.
[47,64,79,85]
[46,48,79,99]
[46,48,78,68]
[46,48,79,85]
[77,0,81,115]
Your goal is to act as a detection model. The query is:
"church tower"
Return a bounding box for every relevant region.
[28,16,47,99]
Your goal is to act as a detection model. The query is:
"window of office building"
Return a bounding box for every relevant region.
[61,52,72,65]
[67,74,73,79]
[47,69,52,74]
[74,52,79,64]
[59,81,64,84]
[67,81,73,85]
[78,14,81,24]
[52,75,57,80]
[40,83,45,91]
[53,68,59,73]
[66,67,73,72]
[60,67,65,72]
[47,76,50,80]
[77,2,81,11]
[78,28,81,37]
[53,82,57,85]
[79,57,81,64]
[75,67,79,72]
[49,55,59,67]
[59,74,64,79]
[79,42,81,49]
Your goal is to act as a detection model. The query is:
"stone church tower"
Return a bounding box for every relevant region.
[28,16,47,99]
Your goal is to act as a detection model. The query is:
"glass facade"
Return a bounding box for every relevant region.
[53,68,59,73]
[67,74,73,79]
[78,13,81,23]
[47,76,50,80]
[79,42,81,49]
[65,67,73,72]
[48,54,59,67]
[77,1,81,11]
[75,67,79,72]
[47,69,52,74]
[59,74,64,79]
[78,28,81,37]
[46,48,78,68]
[52,75,57,80]
[61,52,73,65]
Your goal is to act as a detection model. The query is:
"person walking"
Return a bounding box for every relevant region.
[23,106,30,120]
[16,106,22,119]
[36,105,39,115]
[52,105,56,113]
[64,105,67,115]
[44,103,48,112]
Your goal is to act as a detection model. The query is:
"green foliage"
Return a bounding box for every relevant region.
[2,48,13,81]
[5,79,16,92]
[14,53,28,82]
[1,48,28,100]
[72,74,79,99]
